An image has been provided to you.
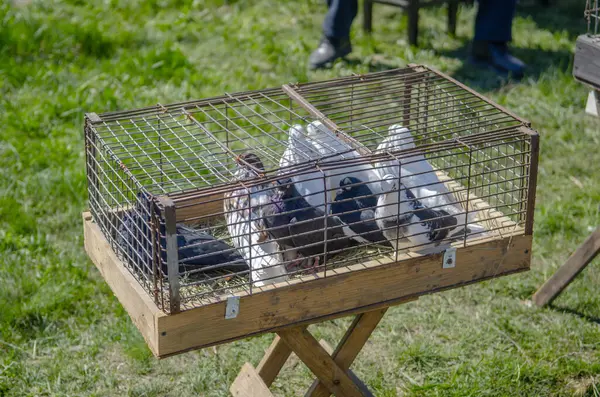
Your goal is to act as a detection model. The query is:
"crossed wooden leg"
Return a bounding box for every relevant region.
[230,307,390,397]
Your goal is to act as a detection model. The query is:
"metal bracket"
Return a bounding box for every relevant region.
[225,296,240,319]
[443,247,456,269]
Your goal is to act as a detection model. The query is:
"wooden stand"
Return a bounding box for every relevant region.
[533,227,600,307]
[231,304,412,397]
[363,0,460,47]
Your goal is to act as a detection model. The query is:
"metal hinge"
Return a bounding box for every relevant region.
[225,296,240,319]
[443,247,456,269]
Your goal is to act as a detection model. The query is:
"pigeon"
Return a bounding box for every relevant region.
[224,153,288,286]
[118,192,248,279]
[375,124,486,240]
[331,176,392,247]
[279,124,330,212]
[261,177,355,269]
[305,120,383,197]
[375,174,460,253]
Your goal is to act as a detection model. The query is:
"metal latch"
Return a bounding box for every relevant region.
[225,296,240,319]
[443,247,456,269]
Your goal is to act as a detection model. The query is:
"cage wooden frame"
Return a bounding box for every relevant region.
[83,65,539,359]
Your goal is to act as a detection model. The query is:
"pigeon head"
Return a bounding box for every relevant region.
[387,124,416,151]
[289,125,305,142]
[380,174,398,193]
[336,177,372,198]
[275,177,296,199]
[235,152,265,179]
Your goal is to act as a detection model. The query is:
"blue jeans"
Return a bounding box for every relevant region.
[322,0,517,43]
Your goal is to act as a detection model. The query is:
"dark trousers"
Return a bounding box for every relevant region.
[322,0,517,43]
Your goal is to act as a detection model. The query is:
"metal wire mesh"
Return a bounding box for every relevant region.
[85,66,538,314]
[586,0,599,36]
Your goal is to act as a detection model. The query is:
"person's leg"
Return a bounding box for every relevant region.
[470,0,526,77]
[309,0,358,70]
[474,0,516,43]
[323,0,358,39]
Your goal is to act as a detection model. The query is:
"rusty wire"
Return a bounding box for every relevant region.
[85,66,536,314]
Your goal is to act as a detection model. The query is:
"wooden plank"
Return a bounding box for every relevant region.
[524,129,540,235]
[278,328,363,397]
[574,34,600,90]
[170,192,224,223]
[230,362,274,397]
[82,212,164,355]
[307,309,386,397]
[156,234,531,357]
[256,334,295,387]
[316,340,375,397]
[533,228,600,307]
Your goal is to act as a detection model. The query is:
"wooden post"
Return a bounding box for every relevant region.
[533,227,600,307]
[158,197,180,314]
[447,1,458,37]
[363,0,373,34]
[407,0,419,46]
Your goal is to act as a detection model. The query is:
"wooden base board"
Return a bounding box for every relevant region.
[83,212,531,358]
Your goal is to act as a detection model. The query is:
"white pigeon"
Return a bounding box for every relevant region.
[224,153,288,287]
[279,125,329,212]
[375,174,463,253]
[305,120,383,199]
[375,124,486,241]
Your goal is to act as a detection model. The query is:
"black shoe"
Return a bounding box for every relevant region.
[469,41,526,79]
[308,36,352,70]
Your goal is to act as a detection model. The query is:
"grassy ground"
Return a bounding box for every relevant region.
[1,0,599,396]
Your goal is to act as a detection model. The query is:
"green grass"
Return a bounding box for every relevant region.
[1,0,600,395]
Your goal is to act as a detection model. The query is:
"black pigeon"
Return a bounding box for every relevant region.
[118,192,248,279]
[331,177,392,248]
[403,185,459,243]
[262,178,354,265]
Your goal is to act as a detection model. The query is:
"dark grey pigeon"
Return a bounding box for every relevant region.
[262,178,354,265]
[118,192,248,279]
[331,176,392,248]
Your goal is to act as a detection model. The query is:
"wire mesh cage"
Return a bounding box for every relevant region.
[575,0,600,88]
[84,65,538,355]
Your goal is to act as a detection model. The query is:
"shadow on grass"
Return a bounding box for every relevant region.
[550,304,600,325]
[435,42,574,91]
[516,0,587,41]
[341,56,402,72]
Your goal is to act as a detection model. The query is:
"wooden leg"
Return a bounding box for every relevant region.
[230,304,413,397]
[533,227,600,307]
[278,327,365,397]
[585,90,600,117]
[256,334,294,387]
[305,308,387,397]
[363,0,373,34]
[407,0,419,46]
[447,1,457,37]
[317,340,375,397]
[230,363,274,397]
